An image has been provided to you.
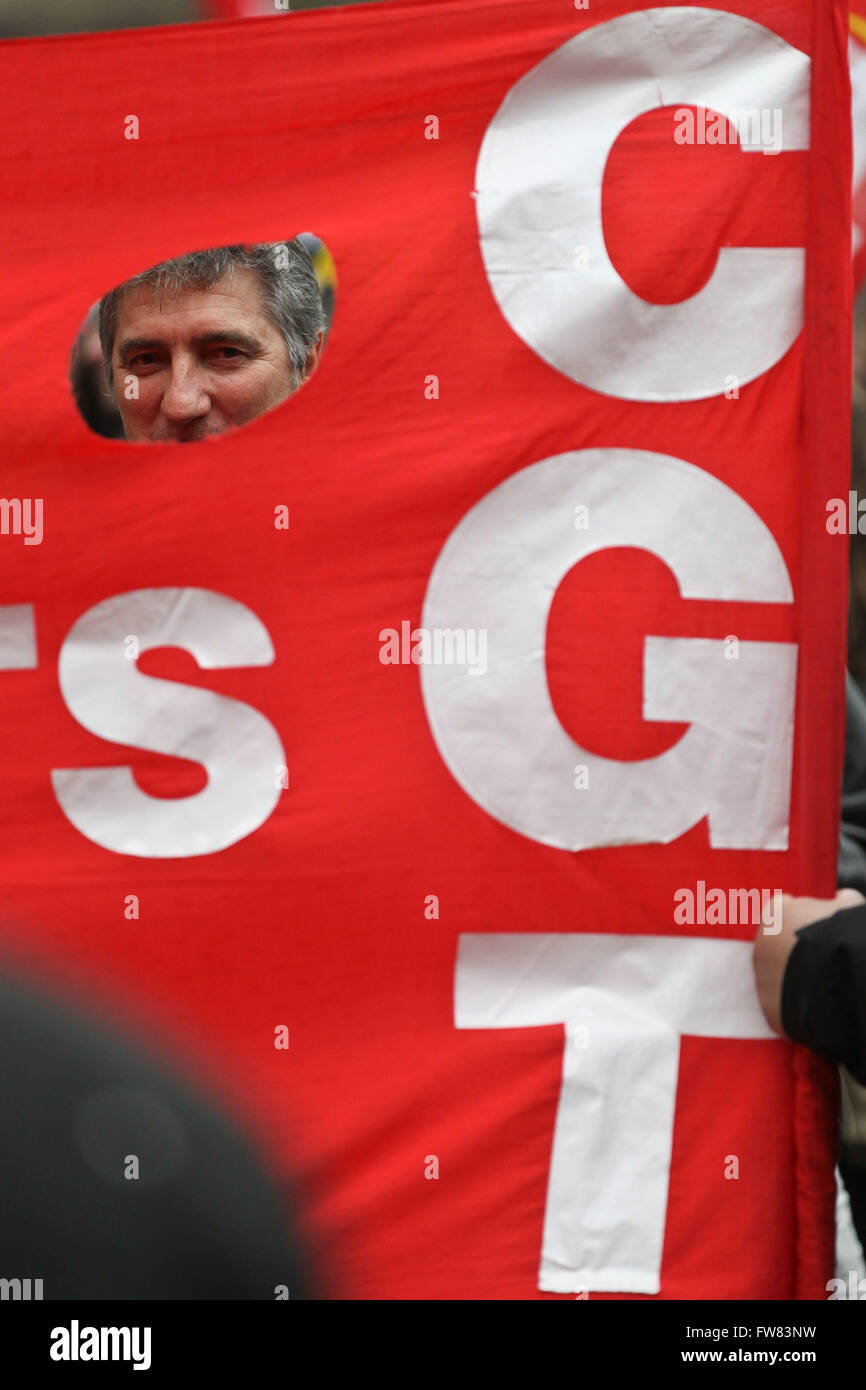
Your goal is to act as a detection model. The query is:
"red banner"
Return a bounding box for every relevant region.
[0,0,851,1298]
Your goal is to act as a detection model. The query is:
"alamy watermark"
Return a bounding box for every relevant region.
[379,621,487,675]
[827,1271,866,1299]
[0,1276,43,1300]
[674,106,782,154]
[827,492,866,534]
[0,498,42,545]
[674,881,782,930]
[50,1321,151,1371]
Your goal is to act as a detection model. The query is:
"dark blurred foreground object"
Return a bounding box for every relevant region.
[0,971,311,1298]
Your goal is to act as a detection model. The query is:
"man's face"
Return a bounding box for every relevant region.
[111,266,311,443]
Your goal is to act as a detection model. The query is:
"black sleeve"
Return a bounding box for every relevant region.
[781,903,866,1085]
[839,673,866,893]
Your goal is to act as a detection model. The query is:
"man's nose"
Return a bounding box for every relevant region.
[161,357,211,421]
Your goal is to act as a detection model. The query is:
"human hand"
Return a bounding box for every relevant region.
[752,889,865,1034]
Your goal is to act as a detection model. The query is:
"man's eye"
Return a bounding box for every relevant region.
[209,347,244,361]
[129,353,159,368]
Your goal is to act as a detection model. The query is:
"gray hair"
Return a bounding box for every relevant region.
[98,239,325,387]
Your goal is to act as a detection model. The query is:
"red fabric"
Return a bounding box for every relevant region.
[0,0,850,1298]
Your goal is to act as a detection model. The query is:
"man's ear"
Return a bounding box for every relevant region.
[304,329,324,379]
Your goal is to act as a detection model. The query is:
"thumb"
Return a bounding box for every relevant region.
[835,887,866,909]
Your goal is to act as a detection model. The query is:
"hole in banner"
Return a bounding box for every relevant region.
[69,234,336,443]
